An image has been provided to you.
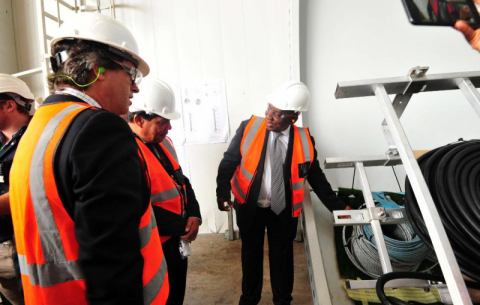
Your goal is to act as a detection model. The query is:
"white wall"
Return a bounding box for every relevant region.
[7,0,45,97]
[115,0,298,234]
[4,0,298,234]
[6,0,110,100]
[0,0,18,74]
[9,0,480,233]
[300,0,480,194]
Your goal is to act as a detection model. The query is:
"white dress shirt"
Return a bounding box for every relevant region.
[257,126,290,208]
[55,87,103,109]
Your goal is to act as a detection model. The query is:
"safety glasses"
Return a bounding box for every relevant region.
[265,105,296,120]
[111,60,143,85]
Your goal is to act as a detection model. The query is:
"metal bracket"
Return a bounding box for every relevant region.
[437,284,454,305]
[333,207,408,226]
[382,93,413,154]
[380,67,427,154]
[324,154,402,169]
[346,279,431,290]
[457,77,480,118]
[404,66,429,94]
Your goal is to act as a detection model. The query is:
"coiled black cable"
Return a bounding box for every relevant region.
[404,139,480,283]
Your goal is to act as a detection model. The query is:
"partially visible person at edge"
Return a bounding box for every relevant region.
[0,74,34,305]
[216,81,351,305]
[454,0,480,51]
[127,77,202,305]
[9,12,168,305]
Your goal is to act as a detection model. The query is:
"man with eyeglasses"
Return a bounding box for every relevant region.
[127,78,202,305]
[216,81,350,305]
[9,13,168,305]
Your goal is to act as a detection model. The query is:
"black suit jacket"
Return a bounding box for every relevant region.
[216,117,346,232]
[46,95,149,304]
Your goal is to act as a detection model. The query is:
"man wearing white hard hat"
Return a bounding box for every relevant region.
[127,78,202,305]
[216,81,351,305]
[9,13,168,305]
[0,73,35,305]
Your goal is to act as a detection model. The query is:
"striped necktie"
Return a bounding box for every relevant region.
[270,132,286,215]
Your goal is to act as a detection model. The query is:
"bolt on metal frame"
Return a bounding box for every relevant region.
[13,0,116,97]
[325,67,479,304]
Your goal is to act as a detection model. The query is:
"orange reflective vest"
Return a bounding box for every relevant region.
[136,137,186,244]
[10,101,169,305]
[231,116,314,217]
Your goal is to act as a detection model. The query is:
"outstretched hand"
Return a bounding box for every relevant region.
[455,20,480,52]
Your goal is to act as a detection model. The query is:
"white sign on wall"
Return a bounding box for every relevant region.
[180,79,229,144]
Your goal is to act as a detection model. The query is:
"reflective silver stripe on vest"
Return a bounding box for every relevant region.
[232,175,246,200]
[293,202,303,213]
[292,182,304,191]
[161,138,178,163]
[143,255,168,305]
[151,187,180,204]
[139,212,157,249]
[18,254,84,287]
[139,212,167,304]
[27,104,87,286]
[297,128,311,162]
[239,117,263,181]
[241,166,253,181]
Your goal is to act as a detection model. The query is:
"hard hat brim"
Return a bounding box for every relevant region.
[266,81,309,112]
[158,110,181,120]
[0,73,35,101]
[50,13,150,76]
[50,37,150,76]
[129,106,181,120]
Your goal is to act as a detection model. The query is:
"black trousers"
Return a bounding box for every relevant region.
[239,206,298,305]
[162,236,188,305]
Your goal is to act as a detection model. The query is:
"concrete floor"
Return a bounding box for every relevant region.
[184,234,313,305]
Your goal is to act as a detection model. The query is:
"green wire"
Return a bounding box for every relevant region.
[49,71,102,88]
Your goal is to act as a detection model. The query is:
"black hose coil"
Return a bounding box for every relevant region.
[404,139,480,283]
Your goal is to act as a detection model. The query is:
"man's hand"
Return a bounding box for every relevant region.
[217,197,233,212]
[455,20,480,52]
[339,205,352,219]
[0,193,10,216]
[180,217,200,242]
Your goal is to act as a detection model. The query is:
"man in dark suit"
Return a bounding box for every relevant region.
[216,81,350,305]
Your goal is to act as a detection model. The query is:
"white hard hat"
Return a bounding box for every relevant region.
[0,73,34,107]
[266,81,310,112]
[50,12,149,76]
[130,78,180,120]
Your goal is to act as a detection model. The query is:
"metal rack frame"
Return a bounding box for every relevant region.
[325,67,479,305]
